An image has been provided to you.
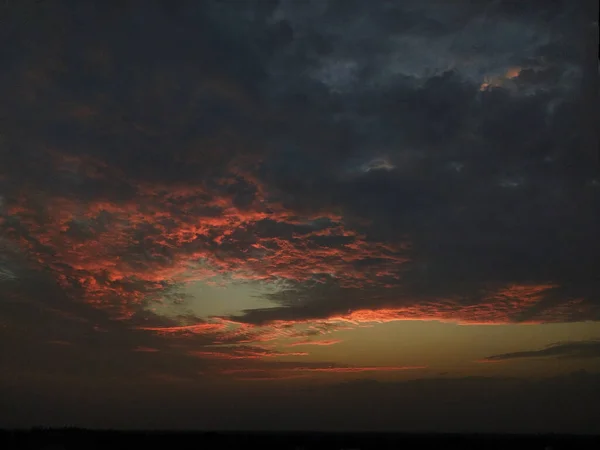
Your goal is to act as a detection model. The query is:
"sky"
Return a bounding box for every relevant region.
[0,0,599,434]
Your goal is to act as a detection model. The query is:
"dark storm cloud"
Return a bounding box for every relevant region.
[234,0,600,324]
[0,0,598,349]
[482,340,600,362]
[0,263,221,383]
[1,2,600,434]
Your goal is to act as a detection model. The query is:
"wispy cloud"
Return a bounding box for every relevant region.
[480,340,600,362]
[287,339,342,347]
[190,346,309,360]
[220,364,427,379]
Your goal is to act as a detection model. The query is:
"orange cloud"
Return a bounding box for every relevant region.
[0,142,581,362]
[295,283,557,326]
[480,66,522,91]
[287,339,342,347]
[126,281,551,355]
[208,283,555,348]
[189,346,309,360]
[135,323,227,335]
[2,150,407,323]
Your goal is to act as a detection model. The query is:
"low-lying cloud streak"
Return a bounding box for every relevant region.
[482,340,600,362]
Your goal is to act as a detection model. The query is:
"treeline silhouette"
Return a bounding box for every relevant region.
[0,428,598,449]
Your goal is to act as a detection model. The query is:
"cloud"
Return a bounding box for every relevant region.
[222,365,425,376]
[189,345,309,360]
[0,0,597,383]
[218,363,426,381]
[481,339,600,362]
[287,339,341,347]
[135,323,228,335]
[232,282,567,326]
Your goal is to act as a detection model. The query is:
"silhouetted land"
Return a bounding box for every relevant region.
[1,429,599,449]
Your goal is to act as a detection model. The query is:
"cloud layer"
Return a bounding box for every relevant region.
[482,339,600,362]
[0,0,598,375]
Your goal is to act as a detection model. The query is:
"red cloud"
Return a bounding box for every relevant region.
[2,151,407,322]
[317,283,558,325]
[287,339,342,347]
[125,281,557,357]
[135,323,227,335]
[189,346,309,360]
[0,146,575,354]
[199,283,555,349]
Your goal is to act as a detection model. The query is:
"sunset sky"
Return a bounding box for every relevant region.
[1,0,599,434]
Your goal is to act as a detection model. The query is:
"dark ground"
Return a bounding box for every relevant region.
[1,429,599,450]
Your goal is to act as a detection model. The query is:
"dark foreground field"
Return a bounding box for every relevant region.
[1,429,599,450]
